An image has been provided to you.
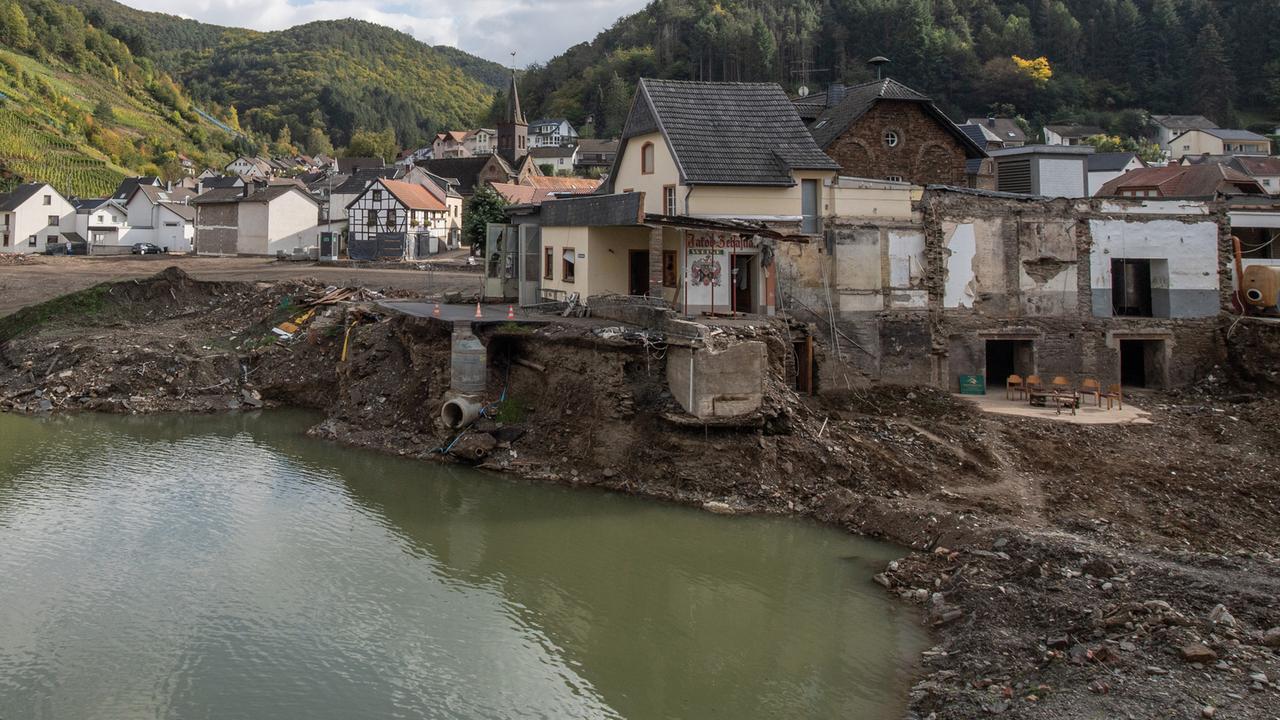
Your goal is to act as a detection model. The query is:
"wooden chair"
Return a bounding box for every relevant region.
[1079,378,1102,407]
[1050,376,1070,392]
[1006,374,1026,401]
[1025,375,1045,394]
[1101,383,1123,410]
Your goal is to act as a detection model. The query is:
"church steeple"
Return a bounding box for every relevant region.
[497,68,527,164]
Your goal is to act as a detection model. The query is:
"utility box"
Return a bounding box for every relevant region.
[958,374,986,395]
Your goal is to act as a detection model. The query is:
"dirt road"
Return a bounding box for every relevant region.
[0,255,481,317]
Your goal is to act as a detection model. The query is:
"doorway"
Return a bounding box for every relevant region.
[731,253,754,313]
[1119,339,1166,388]
[628,250,650,296]
[985,339,1034,387]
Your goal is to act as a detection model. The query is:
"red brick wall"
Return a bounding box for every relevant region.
[824,100,970,186]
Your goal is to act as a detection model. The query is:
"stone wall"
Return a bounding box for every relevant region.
[823,100,970,186]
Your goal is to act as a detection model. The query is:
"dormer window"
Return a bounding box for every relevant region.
[641,142,655,174]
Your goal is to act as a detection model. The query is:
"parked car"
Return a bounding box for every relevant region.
[131,242,163,255]
[43,242,71,255]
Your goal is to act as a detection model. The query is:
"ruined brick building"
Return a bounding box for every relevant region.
[778,188,1230,392]
[795,79,987,187]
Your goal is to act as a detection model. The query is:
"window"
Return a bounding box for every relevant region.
[2,233,8,246]
[622,188,634,194]
[801,179,819,234]
[47,215,58,227]
[372,189,383,202]
[663,185,677,215]
[883,130,900,148]
[386,208,397,227]
[662,250,677,287]
[97,214,104,223]
[42,195,51,205]
[367,209,378,227]
[28,235,37,247]
[886,175,904,182]
[562,247,576,283]
[1183,145,1190,151]
[544,246,554,279]
[641,142,655,174]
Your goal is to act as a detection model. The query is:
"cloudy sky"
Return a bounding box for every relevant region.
[118,0,649,65]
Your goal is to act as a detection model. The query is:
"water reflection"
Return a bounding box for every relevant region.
[0,411,923,719]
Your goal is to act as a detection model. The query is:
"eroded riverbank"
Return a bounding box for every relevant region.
[2,268,1279,718]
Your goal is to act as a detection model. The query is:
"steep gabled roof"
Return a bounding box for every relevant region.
[159,202,195,222]
[1043,124,1105,138]
[422,156,512,194]
[0,183,50,211]
[806,78,986,159]
[111,176,161,201]
[338,157,384,174]
[617,78,838,188]
[1097,164,1264,198]
[529,146,577,159]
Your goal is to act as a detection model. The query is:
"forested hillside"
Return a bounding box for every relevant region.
[64,0,508,152]
[0,0,239,197]
[519,0,1280,139]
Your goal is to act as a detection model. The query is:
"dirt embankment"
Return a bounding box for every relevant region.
[2,268,1279,719]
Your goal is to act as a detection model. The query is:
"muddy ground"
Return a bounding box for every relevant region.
[1,268,1278,720]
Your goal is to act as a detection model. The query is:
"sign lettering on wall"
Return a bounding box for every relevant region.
[685,230,757,255]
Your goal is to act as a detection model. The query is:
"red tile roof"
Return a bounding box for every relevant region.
[379,179,446,211]
[1097,164,1264,198]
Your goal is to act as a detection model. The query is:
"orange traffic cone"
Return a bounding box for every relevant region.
[474,302,483,318]
[432,302,441,317]
[506,305,515,320]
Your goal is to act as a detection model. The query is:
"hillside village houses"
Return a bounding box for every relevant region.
[1151,115,1219,155]
[190,183,321,256]
[1168,127,1271,161]
[529,118,578,148]
[1042,124,1105,146]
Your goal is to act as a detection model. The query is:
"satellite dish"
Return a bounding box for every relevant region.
[798,85,810,98]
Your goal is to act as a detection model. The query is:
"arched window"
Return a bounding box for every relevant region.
[884,130,900,148]
[641,142,655,174]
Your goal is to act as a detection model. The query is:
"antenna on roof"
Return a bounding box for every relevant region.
[868,56,891,80]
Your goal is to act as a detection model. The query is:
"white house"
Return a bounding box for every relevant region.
[0,183,75,254]
[225,156,273,179]
[1042,124,1104,146]
[528,118,578,148]
[465,129,496,156]
[1087,152,1146,196]
[528,145,579,175]
[73,198,130,249]
[433,132,472,159]
[346,178,449,260]
[191,184,321,256]
[125,185,196,251]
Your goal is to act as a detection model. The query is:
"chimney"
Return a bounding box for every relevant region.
[826,83,846,108]
[987,114,996,127]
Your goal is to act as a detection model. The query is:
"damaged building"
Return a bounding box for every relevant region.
[779,188,1229,391]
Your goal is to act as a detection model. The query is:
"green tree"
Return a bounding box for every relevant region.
[92,99,114,123]
[272,125,295,156]
[304,127,334,157]
[0,0,31,49]
[463,184,507,252]
[344,127,396,161]
[1190,23,1235,125]
[601,72,631,137]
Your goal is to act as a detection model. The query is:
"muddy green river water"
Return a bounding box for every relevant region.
[0,411,925,719]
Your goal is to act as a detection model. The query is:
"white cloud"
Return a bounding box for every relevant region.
[118,0,649,65]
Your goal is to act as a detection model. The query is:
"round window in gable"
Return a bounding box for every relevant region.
[884,130,900,148]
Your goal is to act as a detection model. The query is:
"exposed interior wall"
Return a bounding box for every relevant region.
[1088,218,1220,319]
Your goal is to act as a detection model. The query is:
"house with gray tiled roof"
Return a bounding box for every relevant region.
[1151,115,1217,154]
[1168,128,1270,160]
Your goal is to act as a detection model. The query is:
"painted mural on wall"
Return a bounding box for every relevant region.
[690,255,722,286]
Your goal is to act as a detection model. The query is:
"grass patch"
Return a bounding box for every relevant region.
[0,283,111,342]
[493,396,530,423]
